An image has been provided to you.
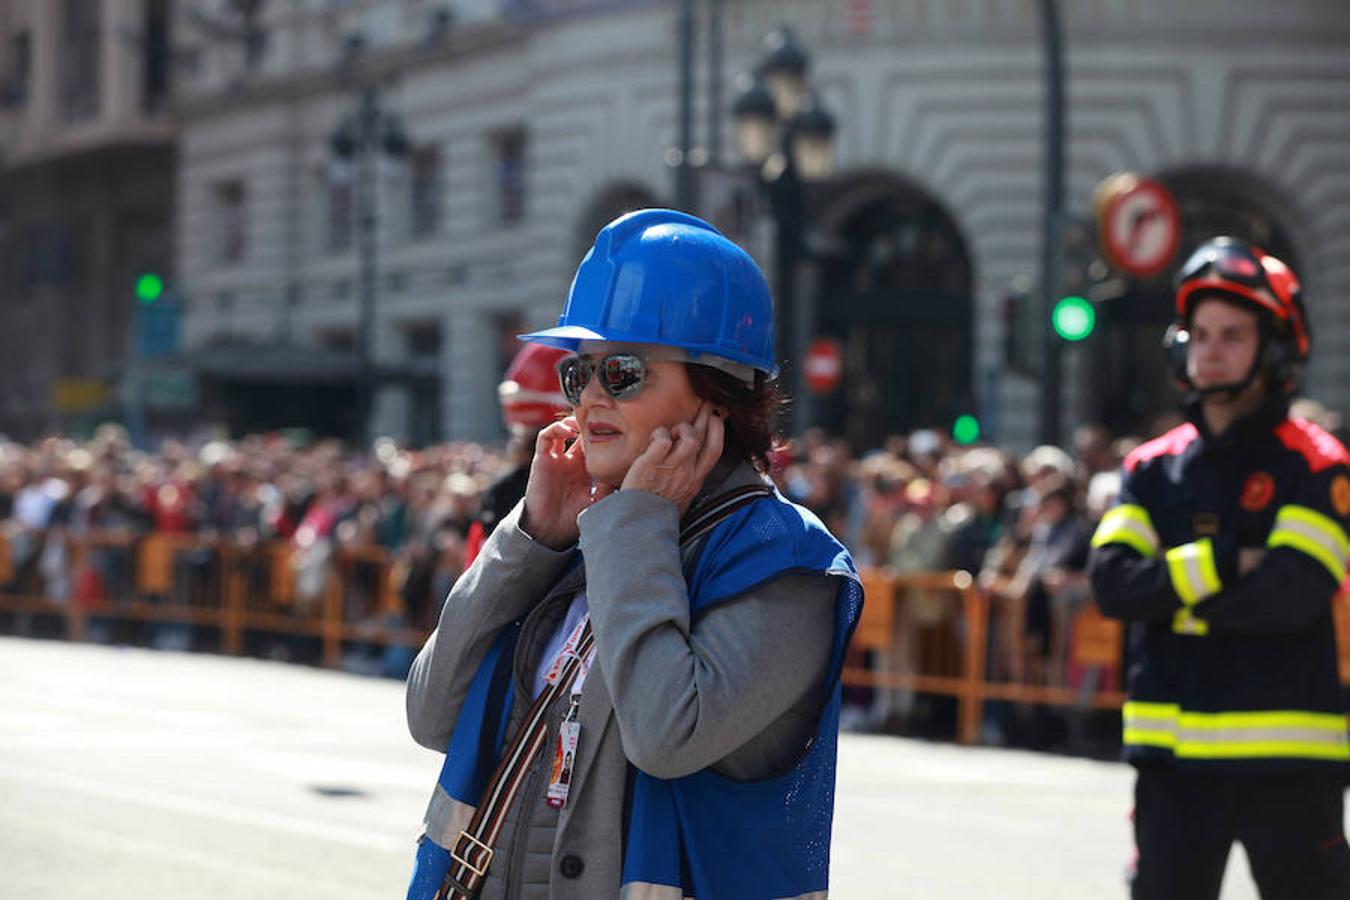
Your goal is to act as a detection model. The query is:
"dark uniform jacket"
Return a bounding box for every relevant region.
[1089,395,1350,773]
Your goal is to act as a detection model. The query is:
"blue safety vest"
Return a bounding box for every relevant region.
[407,491,861,899]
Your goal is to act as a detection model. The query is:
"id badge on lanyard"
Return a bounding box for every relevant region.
[545,615,594,810]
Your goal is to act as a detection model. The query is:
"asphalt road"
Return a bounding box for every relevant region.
[0,636,1281,899]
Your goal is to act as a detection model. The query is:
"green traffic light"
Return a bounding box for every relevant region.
[952,414,981,445]
[135,273,164,304]
[1052,295,1095,342]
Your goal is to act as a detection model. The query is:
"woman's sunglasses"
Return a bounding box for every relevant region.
[557,353,655,405]
[556,348,759,406]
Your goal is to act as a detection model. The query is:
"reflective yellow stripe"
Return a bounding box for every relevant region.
[1126,703,1349,732]
[1171,608,1209,636]
[1091,504,1160,558]
[1267,504,1349,583]
[1122,702,1350,761]
[1165,539,1222,606]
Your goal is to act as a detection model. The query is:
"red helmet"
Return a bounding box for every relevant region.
[1165,236,1311,392]
[498,343,571,429]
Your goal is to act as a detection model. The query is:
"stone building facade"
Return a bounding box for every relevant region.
[172,0,1350,449]
[0,0,175,439]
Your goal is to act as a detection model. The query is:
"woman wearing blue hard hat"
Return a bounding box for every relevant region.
[405,209,862,900]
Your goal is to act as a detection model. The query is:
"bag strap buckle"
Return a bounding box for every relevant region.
[451,830,494,878]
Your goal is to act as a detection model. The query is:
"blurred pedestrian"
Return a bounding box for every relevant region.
[463,342,572,565]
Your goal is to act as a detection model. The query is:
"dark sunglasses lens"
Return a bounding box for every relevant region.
[558,358,588,405]
[600,355,645,399]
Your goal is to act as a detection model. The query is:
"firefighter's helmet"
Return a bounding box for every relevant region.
[1164,236,1310,393]
[498,343,571,429]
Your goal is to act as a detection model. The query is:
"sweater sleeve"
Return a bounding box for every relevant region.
[578,489,838,780]
[405,500,577,750]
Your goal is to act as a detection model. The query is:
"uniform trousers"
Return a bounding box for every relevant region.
[1131,763,1350,900]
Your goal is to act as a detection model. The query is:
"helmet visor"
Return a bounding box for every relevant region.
[1177,242,1288,320]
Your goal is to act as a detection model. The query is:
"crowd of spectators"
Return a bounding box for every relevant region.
[1,399,1343,731]
[0,428,494,640]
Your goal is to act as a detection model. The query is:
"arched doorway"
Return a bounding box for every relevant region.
[1093,168,1301,437]
[573,182,663,262]
[814,174,975,450]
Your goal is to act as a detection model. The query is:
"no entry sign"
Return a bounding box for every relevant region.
[804,337,843,394]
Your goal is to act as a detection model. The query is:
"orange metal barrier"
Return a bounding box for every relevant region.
[0,531,430,669]
[844,567,1350,745]
[844,566,1127,743]
[4,535,1348,748]
[845,569,990,744]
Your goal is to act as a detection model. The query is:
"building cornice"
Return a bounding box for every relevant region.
[173,20,524,122]
[1,121,176,173]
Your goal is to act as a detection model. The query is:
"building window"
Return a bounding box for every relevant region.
[18,223,76,291]
[213,180,247,264]
[407,321,442,361]
[409,145,443,239]
[494,129,526,225]
[326,170,353,253]
[3,31,31,107]
[60,0,102,123]
[142,0,171,114]
[319,330,355,353]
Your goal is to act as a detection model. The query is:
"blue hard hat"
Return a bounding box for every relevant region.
[520,209,779,378]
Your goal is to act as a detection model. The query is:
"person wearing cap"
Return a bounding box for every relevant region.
[461,343,573,567]
[1088,237,1350,898]
[404,209,862,900]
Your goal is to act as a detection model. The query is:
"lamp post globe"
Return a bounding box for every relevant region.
[759,25,809,120]
[732,74,777,167]
[791,92,835,182]
[733,28,836,436]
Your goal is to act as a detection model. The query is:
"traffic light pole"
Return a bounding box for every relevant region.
[1038,0,1066,446]
[355,85,380,450]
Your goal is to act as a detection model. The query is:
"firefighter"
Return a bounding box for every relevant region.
[1088,236,1350,899]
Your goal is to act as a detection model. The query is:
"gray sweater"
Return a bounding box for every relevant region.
[407,464,838,898]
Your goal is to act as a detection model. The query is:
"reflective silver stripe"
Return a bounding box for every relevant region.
[620,885,826,900]
[619,884,688,900]
[423,784,476,847]
[1150,723,1346,746]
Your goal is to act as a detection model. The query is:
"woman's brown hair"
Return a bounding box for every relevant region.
[684,365,787,471]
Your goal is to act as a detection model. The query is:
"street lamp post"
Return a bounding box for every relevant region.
[732,26,834,434]
[330,71,409,449]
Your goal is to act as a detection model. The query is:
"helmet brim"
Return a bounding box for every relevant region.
[517,325,613,350]
[519,326,780,379]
